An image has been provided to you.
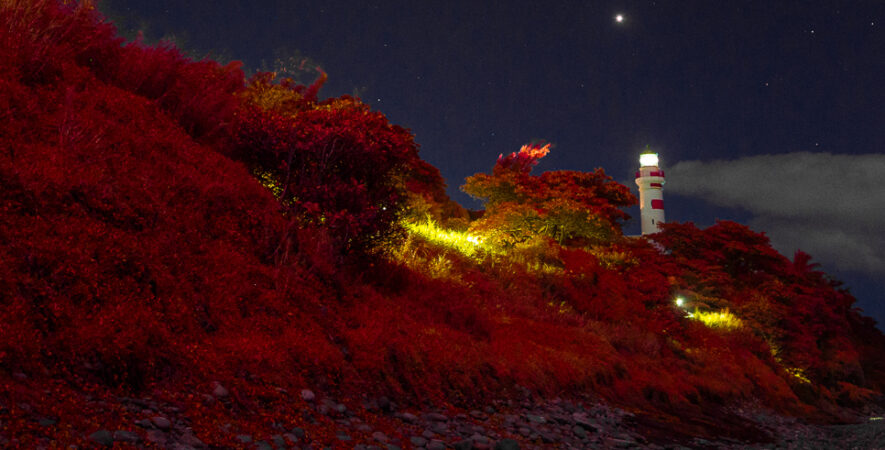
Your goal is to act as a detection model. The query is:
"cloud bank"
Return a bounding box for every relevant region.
[666,152,885,276]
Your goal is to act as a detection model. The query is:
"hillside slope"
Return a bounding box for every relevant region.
[2,1,884,448]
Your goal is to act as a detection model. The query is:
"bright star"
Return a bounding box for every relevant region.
[615,14,624,23]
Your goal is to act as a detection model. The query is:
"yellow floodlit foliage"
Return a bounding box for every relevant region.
[403,220,489,258]
[785,367,812,384]
[691,309,743,331]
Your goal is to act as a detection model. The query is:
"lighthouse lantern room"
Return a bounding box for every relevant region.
[635,151,665,235]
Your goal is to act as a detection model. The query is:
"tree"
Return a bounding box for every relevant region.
[461,143,636,247]
[235,72,439,255]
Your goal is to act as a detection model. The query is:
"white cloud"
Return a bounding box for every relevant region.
[666,152,885,276]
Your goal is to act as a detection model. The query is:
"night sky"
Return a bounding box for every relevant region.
[97,1,885,328]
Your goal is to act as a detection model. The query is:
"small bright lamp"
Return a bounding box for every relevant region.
[675,296,685,307]
[639,153,659,167]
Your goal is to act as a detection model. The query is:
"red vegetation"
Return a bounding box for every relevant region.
[1,1,884,447]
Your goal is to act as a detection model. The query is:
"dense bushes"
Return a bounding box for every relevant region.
[463,143,636,247]
[1,1,884,446]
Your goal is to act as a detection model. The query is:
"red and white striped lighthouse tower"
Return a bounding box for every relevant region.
[635,151,665,235]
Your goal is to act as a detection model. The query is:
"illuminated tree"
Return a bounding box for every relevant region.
[236,72,441,254]
[462,143,636,247]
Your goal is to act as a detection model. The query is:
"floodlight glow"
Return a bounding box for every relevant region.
[639,153,659,167]
[675,296,685,307]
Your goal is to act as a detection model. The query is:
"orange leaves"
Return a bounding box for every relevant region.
[463,144,635,247]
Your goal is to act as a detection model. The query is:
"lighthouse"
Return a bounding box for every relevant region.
[635,151,665,235]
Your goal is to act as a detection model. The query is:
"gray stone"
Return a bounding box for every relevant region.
[291,426,306,437]
[410,436,427,446]
[235,435,252,443]
[494,439,520,450]
[573,425,588,439]
[113,430,141,443]
[424,412,449,422]
[151,416,172,429]
[178,432,206,448]
[427,440,446,450]
[452,440,473,450]
[88,430,113,446]
[272,434,286,448]
[135,419,153,428]
[211,382,229,398]
[301,389,316,402]
[38,418,56,426]
[145,429,167,444]
[401,412,419,423]
[372,431,389,443]
[525,414,546,424]
[255,441,273,450]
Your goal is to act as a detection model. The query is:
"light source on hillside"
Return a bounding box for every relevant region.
[675,296,685,307]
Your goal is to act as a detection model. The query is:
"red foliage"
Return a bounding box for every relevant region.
[235,74,434,253]
[463,143,637,245]
[1,2,884,446]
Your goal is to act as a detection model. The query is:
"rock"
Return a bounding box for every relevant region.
[470,433,491,447]
[235,435,252,443]
[211,382,229,398]
[571,413,599,432]
[88,430,113,447]
[272,434,287,448]
[38,418,56,426]
[151,416,171,430]
[409,436,427,446]
[422,429,436,439]
[494,439,520,450]
[178,432,206,448]
[427,440,446,450]
[401,412,419,423]
[470,410,487,420]
[291,427,306,437]
[337,432,352,441]
[525,414,546,424]
[283,433,299,443]
[145,430,167,444]
[301,389,316,402]
[452,439,473,450]
[255,441,273,450]
[424,412,449,422]
[372,431,389,443]
[113,430,140,443]
[572,425,588,439]
[135,419,153,428]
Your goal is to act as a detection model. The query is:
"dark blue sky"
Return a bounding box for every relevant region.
[98,0,885,327]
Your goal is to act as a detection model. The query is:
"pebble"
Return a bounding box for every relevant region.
[211,382,229,398]
[87,430,113,446]
[151,416,172,429]
[27,386,884,450]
